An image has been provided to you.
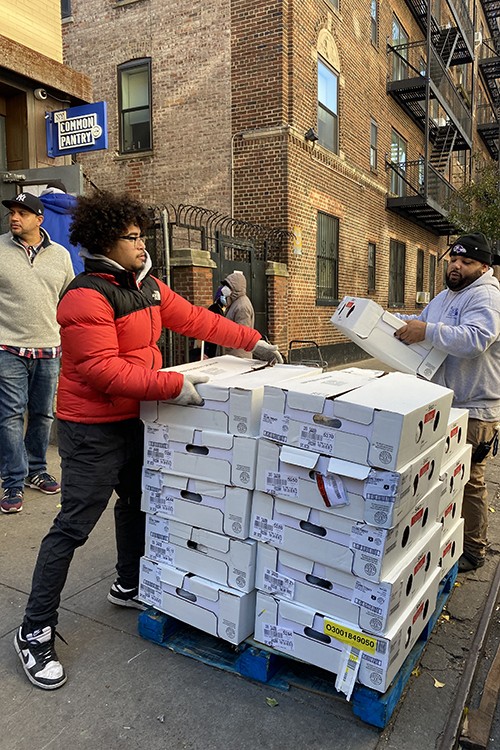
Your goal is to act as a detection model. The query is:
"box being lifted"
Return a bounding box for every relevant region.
[141,355,317,437]
[331,296,447,380]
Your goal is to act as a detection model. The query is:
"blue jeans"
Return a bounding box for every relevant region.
[0,351,60,489]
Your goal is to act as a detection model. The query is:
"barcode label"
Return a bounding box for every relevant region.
[351,579,389,625]
[263,568,295,599]
[299,425,335,454]
[335,646,361,701]
[261,411,289,444]
[262,624,295,652]
[252,516,284,546]
[265,471,299,499]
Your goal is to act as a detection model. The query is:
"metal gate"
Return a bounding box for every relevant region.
[147,205,291,365]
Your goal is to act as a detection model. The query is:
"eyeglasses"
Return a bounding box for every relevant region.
[119,235,145,245]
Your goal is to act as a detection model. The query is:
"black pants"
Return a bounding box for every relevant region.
[23,418,145,631]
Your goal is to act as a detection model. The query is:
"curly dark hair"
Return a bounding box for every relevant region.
[69,191,150,253]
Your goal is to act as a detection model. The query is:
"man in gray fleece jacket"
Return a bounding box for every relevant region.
[395,232,500,572]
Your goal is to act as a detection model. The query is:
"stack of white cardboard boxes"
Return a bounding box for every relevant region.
[251,367,469,694]
[137,342,470,696]
[138,356,316,645]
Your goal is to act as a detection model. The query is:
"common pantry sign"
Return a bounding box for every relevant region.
[46,102,108,157]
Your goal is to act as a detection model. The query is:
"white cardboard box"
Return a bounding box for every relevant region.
[141,356,317,437]
[254,565,441,693]
[143,421,258,489]
[260,370,453,471]
[439,518,464,576]
[255,437,444,528]
[141,467,252,539]
[138,556,256,644]
[255,520,442,635]
[144,514,257,592]
[443,408,469,463]
[438,443,471,521]
[250,489,438,582]
[330,296,447,380]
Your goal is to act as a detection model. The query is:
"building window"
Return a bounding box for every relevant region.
[0,116,7,171]
[390,129,407,197]
[368,243,376,293]
[442,260,448,289]
[389,239,406,307]
[318,58,339,154]
[61,0,72,18]
[370,119,378,172]
[416,249,424,292]
[316,212,339,304]
[118,58,152,154]
[391,15,408,81]
[370,0,378,46]
[429,254,436,298]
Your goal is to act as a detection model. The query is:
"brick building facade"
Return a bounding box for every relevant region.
[61,0,498,364]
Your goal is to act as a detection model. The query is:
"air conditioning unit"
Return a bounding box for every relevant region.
[474,31,483,46]
[416,291,430,304]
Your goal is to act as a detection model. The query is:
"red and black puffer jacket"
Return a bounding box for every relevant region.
[56,258,261,423]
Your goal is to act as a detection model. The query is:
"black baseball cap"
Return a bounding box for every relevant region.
[2,192,44,216]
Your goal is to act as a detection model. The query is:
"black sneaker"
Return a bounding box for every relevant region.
[1,488,23,513]
[458,553,485,573]
[14,625,67,690]
[107,581,146,610]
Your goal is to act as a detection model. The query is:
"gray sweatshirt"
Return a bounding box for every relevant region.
[0,230,75,348]
[399,270,500,420]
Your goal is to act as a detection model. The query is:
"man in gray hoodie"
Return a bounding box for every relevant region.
[395,232,500,572]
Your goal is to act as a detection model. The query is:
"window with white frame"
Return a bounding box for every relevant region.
[370,0,378,46]
[316,212,339,304]
[391,15,408,81]
[370,119,378,171]
[61,0,72,18]
[118,58,152,154]
[368,243,376,292]
[389,239,406,307]
[318,58,339,153]
[390,129,407,197]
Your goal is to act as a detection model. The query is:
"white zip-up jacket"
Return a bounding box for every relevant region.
[399,270,500,420]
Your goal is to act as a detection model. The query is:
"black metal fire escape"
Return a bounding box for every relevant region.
[385,0,473,234]
[477,0,500,159]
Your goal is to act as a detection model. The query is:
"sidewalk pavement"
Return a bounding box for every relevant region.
[1,364,499,750]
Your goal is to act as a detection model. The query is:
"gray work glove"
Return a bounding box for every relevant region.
[168,373,209,406]
[251,340,284,365]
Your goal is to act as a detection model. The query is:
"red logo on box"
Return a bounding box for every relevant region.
[424,409,436,424]
[419,461,430,477]
[411,507,424,526]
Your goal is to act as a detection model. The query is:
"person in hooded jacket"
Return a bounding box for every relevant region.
[394,232,500,573]
[13,190,283,691]
[204,285,227,358]
[40,182,84,274]
[220,271,255,358]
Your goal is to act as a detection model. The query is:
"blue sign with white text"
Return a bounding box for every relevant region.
[46,102,108,157]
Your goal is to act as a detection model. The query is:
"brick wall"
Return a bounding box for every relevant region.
[60,0,491,364]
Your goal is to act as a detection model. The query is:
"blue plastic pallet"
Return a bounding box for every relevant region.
[138,562,458,729]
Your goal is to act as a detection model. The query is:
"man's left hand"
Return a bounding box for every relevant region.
[394,320,427,345]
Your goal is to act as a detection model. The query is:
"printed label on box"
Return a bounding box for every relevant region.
[316,473,348,507]
[140,565,162,609]
[262,623,295,652]
[349,525,386,559]
[252,515,285,546]
[262,568,295,599]
[265,471,299,499]
[335,646,361,701]
[145,424,172,470]
[323,618,377,655]
[364,471,399,499]
[299,424,335,454]
[351,579,389,629]
[261,411,290,443]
